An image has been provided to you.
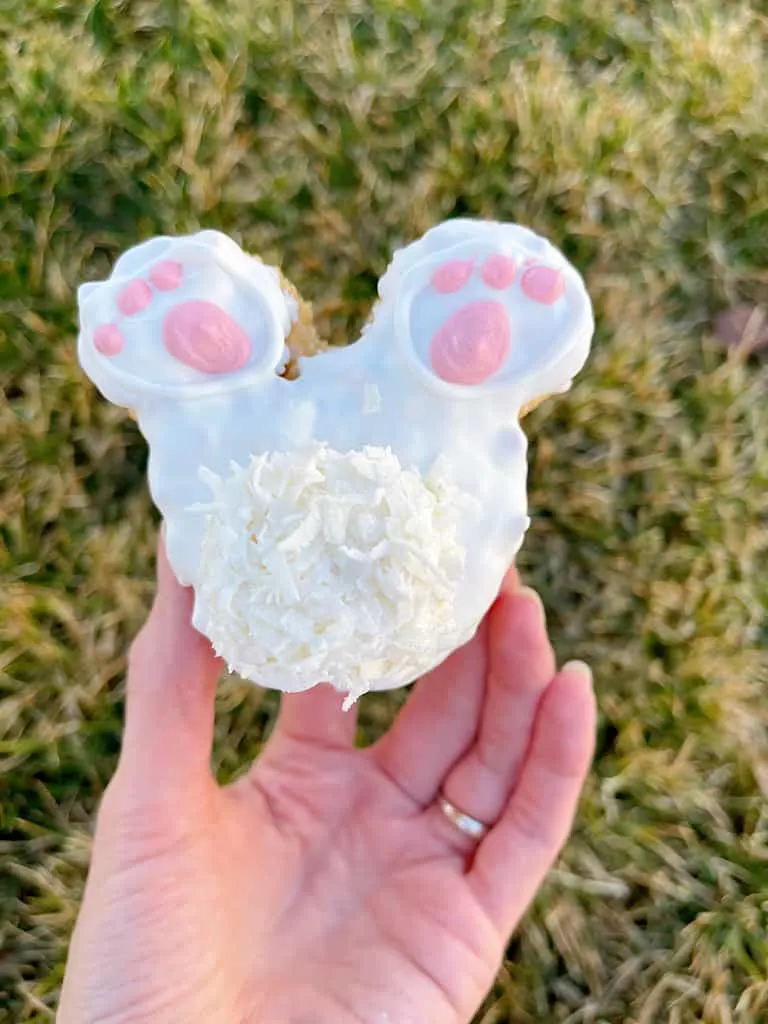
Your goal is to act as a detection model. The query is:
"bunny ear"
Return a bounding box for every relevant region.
[374,221,593,410]
[77,232,293,412]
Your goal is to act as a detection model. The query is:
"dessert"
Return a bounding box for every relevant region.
[77,220,594,706]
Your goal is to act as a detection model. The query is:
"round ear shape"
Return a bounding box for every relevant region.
[387,223,593,409]
[77,232,293,411]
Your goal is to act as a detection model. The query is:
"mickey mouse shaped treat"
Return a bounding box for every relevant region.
[78,220,594,707]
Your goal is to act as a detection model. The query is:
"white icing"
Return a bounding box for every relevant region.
[76,221,594,701]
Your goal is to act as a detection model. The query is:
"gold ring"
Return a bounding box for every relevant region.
[438,795,490,842]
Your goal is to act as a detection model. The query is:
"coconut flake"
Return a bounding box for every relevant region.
[192,443,476,701]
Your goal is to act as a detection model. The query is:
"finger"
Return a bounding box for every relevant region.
[500,565,519,594]
[438,587,555,827]
[119,529,223,792]
[271,683,358,751]
[370,617,490,806]
[469,662,596,934]
[371,569,519,805]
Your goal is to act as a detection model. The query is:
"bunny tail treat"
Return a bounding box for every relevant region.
[77,220,594,707]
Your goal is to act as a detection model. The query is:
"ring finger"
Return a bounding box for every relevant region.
[427,586,554,849]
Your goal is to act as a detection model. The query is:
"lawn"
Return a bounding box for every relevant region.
[1,1,767,1021]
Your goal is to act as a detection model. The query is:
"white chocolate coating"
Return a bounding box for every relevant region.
[77,219,594,699]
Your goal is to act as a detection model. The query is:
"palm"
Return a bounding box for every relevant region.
[227,742,502,1023]
[59,540,595,1024]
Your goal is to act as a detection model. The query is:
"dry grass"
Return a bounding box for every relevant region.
[1,1,767,1021]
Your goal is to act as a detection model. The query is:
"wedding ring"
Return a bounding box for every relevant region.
[437,794,490,842]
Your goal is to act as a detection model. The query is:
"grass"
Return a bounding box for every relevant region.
[1,0,767,1020]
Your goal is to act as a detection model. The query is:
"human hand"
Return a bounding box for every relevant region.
[58,533,596,1024]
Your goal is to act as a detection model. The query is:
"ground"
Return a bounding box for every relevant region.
[1,2,767,1021]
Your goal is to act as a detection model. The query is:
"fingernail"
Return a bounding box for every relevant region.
[516,585,546,621]
[562,660,593,686]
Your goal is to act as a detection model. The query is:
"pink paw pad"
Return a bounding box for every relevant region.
[521,265,565,305]
[117,279,152,316]
[150,260,183,291]
[430,301,510,385]
[163,300,252,374]
[480,254,517,290]
[93,323,125,356]
[431,259,474,294]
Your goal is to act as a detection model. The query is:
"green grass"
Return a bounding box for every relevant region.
[1,1,767,1020]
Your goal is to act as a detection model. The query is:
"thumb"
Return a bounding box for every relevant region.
[117,528,223,794]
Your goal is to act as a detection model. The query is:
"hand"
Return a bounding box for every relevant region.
[58,533,596,1024]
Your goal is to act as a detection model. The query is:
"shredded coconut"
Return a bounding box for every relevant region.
[362,378,382,414]
[191,443,476,702]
